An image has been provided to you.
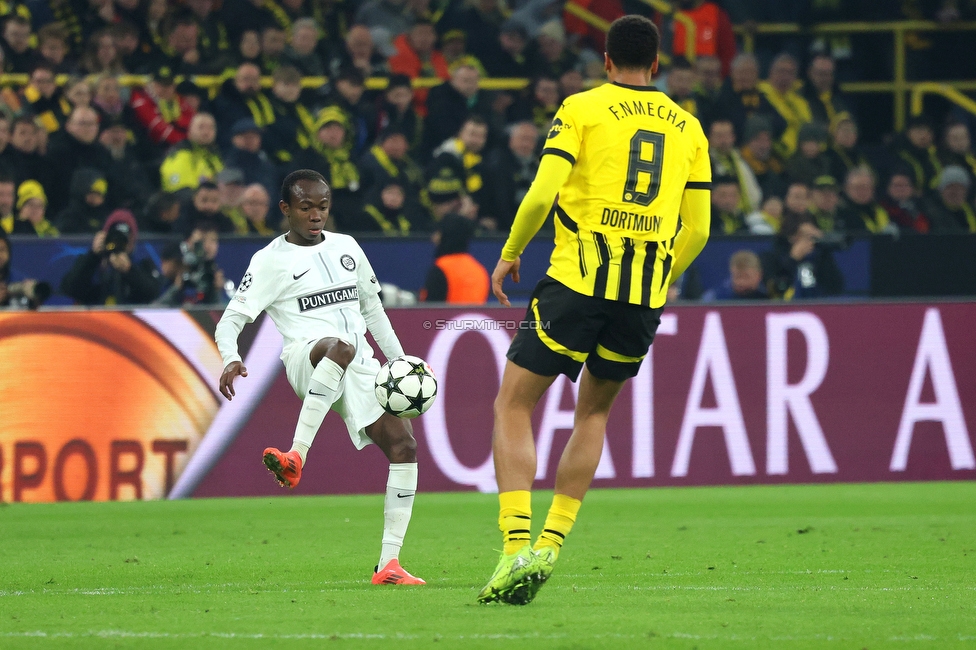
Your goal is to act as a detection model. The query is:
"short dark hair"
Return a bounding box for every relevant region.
[281,169,328,204]
[196,181,218,193]
[606,15,659,71]
[669,55,692,71]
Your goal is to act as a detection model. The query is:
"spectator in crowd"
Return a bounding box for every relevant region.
[423,63,492,156]
[2,16,35,73]
[425,168,475,225]
[45,106,116,215]
[215,167,248,232]
[151,240,188,307]
[141,191,183,234]
[99,116,153,208]
[481,20,530,78]
[160,112,224,193]
[36,23,75,73]
[223,118,278,200]
[355,0,412,55]
[446,0,508,72]
[710,175,749,234]
[786,122,832,185]
[112,21,153,74]
[81,28,126,75]
[671,0,736,76]
[54,168,110,234]
[895,116,942,194]
[527,20,578,79]
[802,54,851,126]
[282,18,326,76]
[130,68,196,156]
[20,64,72,133]
[826,113,873,186]
[440,30,482,73]
[692,55,723,132]
[359,127,423,202]
[838,166,897,235]
[739,115,787,199]
[709,117,762,214]
[180,180,234,233]
[665,56,698,116]
[880,170,930,234]
[222,0,289,45]
[321,67,376,154]
[157,13,208,76]
[61,209,160,305]
[235,30,262,68]
[11,181,59,237]
[507,76,559,135]
[762,211,844,300]
[429,115,491,225]
[239,183,277,235]
[7,116,50,190]
[809,175,842,233]
[0,176,15,234]
[758,53,813,159]
[419,213,489,303]
[719,53,762,136]
[924,166,976,233]
[708,250,768,300]
[211,63,274,148]
[330,24,389,80]
[388,20,449,116]
[186,0,234,73]
[258,74,309,171]
[258,25,288,74]
[294,108,363,229]
[63,76,94,114]
[0,116,12,179]
[746,195,783,235]
[784,181,812,221]
[375,74,424,154]
[938,121,976,188]
[357,180,413,234]
[91,74,126,124]
[484,121,539,231]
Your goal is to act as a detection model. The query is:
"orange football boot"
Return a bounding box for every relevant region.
[371,559,426,585]
[262,448,302,488]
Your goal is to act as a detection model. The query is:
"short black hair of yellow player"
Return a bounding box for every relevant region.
[281,169,329,204]
[605,15,659,70]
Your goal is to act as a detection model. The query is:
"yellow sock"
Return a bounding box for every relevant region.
[533,493,581,559]
[498,490,532,555]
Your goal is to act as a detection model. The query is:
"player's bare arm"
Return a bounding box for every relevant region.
[219,361,248,400]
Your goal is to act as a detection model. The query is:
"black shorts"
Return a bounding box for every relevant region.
[507,276,664,382]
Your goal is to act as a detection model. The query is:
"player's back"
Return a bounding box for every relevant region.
[542,81,710,307]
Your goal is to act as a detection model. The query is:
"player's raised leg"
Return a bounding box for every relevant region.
[364,413,425,585]
[264,337,353,488]
[532,366,625,579]
[477,361,556,604]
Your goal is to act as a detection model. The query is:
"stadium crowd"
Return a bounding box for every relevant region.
[0,0,975,307]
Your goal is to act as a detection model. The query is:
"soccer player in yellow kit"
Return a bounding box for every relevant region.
[477,15,712,605]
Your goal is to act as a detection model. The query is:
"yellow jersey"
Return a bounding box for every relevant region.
[540,81,711,308]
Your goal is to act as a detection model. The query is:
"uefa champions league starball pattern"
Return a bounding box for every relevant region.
[374,355,438,419]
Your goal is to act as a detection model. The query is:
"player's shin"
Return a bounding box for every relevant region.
[378,462,418,567]
[292,357,345,463]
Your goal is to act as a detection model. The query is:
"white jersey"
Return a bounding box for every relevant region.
[226,233,381,360]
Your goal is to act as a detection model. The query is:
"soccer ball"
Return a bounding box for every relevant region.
[374,355,437,419]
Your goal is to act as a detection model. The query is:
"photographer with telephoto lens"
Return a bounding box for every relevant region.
[60,209,161,305]
[0,230,52,309]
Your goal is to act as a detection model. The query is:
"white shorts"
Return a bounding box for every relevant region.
[281,337,385,450]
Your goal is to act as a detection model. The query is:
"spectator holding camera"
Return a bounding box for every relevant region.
[60,209,160,306]
[152,224,226,306]
[761,211,844,300]
[0,230,52,309]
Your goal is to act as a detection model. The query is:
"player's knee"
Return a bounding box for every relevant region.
[311,338,356,369]
[388,429,417,463]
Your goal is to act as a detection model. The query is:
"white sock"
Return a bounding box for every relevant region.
[291,357,344,465]
[378,462,418,568]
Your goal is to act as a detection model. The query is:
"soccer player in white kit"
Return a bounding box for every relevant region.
[215,169,425,586]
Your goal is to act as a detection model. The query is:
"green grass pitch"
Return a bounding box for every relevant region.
[1,482,974,649]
